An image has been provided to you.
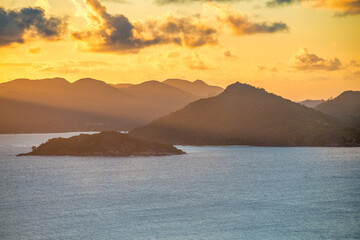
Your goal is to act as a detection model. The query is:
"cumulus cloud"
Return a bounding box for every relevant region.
[347,59,360,75]
[145,14,218,48]
[71,0,162,52]
[0,7,66,46]
[71,0,289,53]
[207,2,289,35]
[266,0,360,16]
[266,0,299,7]
[290,48,343,71]
[71,0,220,52]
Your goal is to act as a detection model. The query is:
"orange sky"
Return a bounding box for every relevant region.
[0,0,359,101]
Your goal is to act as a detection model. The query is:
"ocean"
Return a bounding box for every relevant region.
[0,132,359,239]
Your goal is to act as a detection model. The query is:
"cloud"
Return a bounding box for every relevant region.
[290,48,342,71]
[71,0,289,53]
[71,0,156,52]
[207,2,289,35]
[0,7,66,47]
[145,13,218,48]
[184,54,215,70]
[256,65,278,72]
[71,0,219,52]
[266,0,299,7]
[347,59,360,75]
[266,0,360,16]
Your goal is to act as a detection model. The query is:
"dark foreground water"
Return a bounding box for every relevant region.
[0,133,359,239]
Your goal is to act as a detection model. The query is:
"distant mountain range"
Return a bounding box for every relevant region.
[163,79,223,98]
[315,91,360,128]
[130,82,359,146]
[1,77,359,146]
[299,99,324,108]
[0,78,223,133]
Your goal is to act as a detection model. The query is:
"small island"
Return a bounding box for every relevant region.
[18,131,185,157]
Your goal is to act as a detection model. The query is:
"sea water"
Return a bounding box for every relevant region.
[0,133,359,239]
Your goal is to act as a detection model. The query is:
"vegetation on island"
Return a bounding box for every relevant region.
[18,131,185,156]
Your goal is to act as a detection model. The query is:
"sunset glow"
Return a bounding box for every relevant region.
[1,0,359,101]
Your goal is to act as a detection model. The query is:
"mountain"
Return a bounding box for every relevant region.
[130,82,359,146]
[299,99,324,108]
[315,91,360,128]
[18,131,184,156]
[0,78,197,133]
[0,97,135,133]
[124,80,196,103]
[122,81,197,119]
[163,79,223,98]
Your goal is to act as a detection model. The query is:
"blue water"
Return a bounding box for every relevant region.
[0,133,359,239]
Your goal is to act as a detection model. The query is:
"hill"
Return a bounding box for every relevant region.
[315,91,360,128]
[130,82,359,146]
[163,79,223,98]
[0,78,197,133]
[18,131,184,156]
[299,99,324,108]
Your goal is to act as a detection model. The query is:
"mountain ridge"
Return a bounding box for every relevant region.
[130,82,359,146]
[315,91,360,128]
[0,77,221,133]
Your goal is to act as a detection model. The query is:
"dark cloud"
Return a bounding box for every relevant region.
[291,48,343,71]
[147,14,218,48]
[72,0,218,52]
[72,0,181,52]
[333,0,360,16]
[72,0,288,53]
[266,0,360,16]
[208,2,289,35]
[266,0,298,7]
[0,7,66,46]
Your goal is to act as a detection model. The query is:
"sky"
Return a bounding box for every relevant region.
[0,0,359,101]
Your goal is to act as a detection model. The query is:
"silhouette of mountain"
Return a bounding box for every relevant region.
[123,81,197,117]
[299,99,324,108]
[18,131,184,156]
[315,91,360,128]
[0,78,197,133]
[163,79,223,98]
[0,98,137,133]
[130,82,359,146]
